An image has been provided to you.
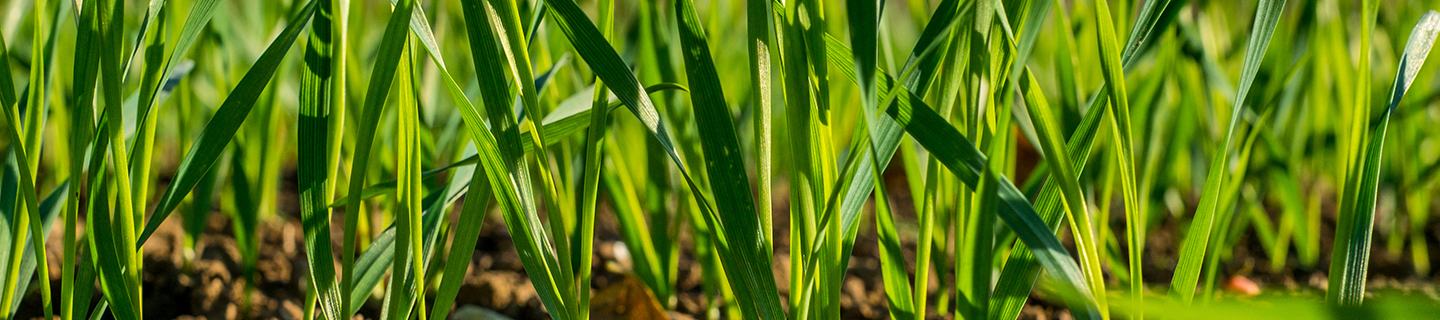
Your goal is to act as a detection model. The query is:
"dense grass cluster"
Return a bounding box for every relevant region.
[4,0,1440,319]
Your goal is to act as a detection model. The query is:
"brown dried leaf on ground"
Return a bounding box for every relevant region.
[590,275,667,319]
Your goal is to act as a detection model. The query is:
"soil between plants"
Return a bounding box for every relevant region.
[13,168,1440,319]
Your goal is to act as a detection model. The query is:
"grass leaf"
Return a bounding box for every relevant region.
[297,0,344,317]
[673,0,785,318]
[139,0,318,245]
[990,0,1182,316]
[336,0,415,314]
[876,65,1100,318]
[1170,0,1286,302]
[1328,10,1440,306]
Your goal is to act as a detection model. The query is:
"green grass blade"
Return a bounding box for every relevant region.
[369,3,588,316]
[1016,68,1099,319]
[330,64,594,208]
[62,1,101,316]
[746,0,779,249]
[83,165,140,320]
[0,28,37,320]
[1328,11,1440,306]
[0,1,54,317]
[673,0,784,318]
[126,0,169,246]
[543,0,692,178]
[0,178,66,317]
[69,242,97,320]
[0,23,13,108]
[491,0,572,283]
[1169,0,1286,302]
[138,0,318,245]
[428,160,493,316]
[525,83,685,150]
[571,0,613,314]
[779,0,840,315]
[990,0,1183,316]
[1340,0,1381,195]
[0,160,15,318]
[805,0,964,308]
[600,138,671,302]
[356,149,462,317]
[544,0,793,317]
[1121,0,1182,68]
[334,0,413,314]
[382,40,425,320]
[882,80,1099,318]
[871,173,914,320]
[843,0,908,318]
[1090,0,1137,313]
[297,0,344,317]
[94,2,144,305]
[847,0,881,98]
[459,1,571,317]
[129,0,221,219]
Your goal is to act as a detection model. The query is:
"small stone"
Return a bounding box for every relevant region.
[1226,275,1262,297]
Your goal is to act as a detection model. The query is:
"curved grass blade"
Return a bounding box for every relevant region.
[827,30,1096,318]
[428,159,493,316]
[335,0,415,314]
[1170,0,1286,302]
[1090,0,1139,313]
[94,2,147,304]
[129,0,221,219]
[61,0,101,314]
[883,80,1099,318]
[1,0,71,316]
[349,158,465,314]
[62,3,104,317]
[542,0,696,183]
[382,40,425,320]
[799,0,967,312]
[544,0,796,318]
[0,8,53,317]
[458,1,571,317]
[673,0,784,318]
[526,83,686,151]
[138,0,318,245]
[1018,69,1101,316]
[0,179,66,317]
[1328,11,1440,306]
[871,173,914,320]
[83,157,140,320]
[490,0,574,282]
[990,0,1185,317]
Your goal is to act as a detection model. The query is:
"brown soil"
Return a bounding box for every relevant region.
[13,166,1440,320]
